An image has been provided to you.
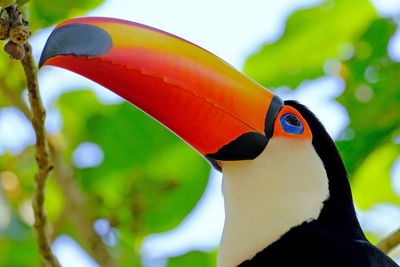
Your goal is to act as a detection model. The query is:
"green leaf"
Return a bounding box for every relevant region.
[0,214,39,266]
[141,142,210,233]
[44,178,65,223]
[243,0,377,88]
[17,0,30,6]
[0,146,37,206]
[167,250,218,267]
[57,90,210,263]
[351,143,400,209]
[336,18,400,176]
[27,0,106,31]
[0,51,26,109]
[0,0,14,8]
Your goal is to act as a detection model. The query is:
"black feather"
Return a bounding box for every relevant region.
[238,101,398,267]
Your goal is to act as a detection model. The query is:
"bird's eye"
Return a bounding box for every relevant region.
[280,114,303,135]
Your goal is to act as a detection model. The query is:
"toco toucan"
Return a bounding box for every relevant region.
[39,17,398,267]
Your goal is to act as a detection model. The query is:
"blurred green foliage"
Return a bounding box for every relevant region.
[245,0,400,245]
[167,250,218,267]
[59,90,209,239]
[0,0,399,266]
[336,19,400,175]
[244,0,377,88]
[28,0,105,31]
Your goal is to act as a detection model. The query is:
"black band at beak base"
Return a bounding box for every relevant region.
[205,95,283,171]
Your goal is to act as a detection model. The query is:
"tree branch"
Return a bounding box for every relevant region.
[1,3,60,265]
[378,228,400,254]
[21,42,61,267]
[0,45,116,266]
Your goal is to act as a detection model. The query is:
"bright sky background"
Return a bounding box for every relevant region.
[1,0,400,266]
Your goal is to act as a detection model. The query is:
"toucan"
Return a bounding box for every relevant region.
[39,17,398,267]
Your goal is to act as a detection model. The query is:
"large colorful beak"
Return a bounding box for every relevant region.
[40,17,283,169]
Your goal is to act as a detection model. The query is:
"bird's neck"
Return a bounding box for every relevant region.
[285,100,365,241]
[313,139,366,240]
[217,138,330,267]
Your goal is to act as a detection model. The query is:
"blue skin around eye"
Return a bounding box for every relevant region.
[280,114,304,135]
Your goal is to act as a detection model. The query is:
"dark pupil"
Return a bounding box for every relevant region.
[285,115,301,127]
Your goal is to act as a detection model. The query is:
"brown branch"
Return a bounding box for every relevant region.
[0,33,116,266]
[377,228,400,254]
[1,3,60,265]
[0,58,60,266]
[0,73,116,267]
[21,42,61,267]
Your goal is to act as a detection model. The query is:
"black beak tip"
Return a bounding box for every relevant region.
[39,23,113,69]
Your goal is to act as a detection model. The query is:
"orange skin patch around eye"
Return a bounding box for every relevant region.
[273,105,312,141]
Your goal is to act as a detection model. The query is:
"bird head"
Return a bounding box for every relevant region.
[40,17,348,267]
[39,17,314,170]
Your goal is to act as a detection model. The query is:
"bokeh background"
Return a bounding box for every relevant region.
[1,0,400,266]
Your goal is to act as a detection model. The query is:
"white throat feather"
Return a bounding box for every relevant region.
[217,137,329,267]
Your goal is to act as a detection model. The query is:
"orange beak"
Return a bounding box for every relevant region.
[40,17,283,169]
